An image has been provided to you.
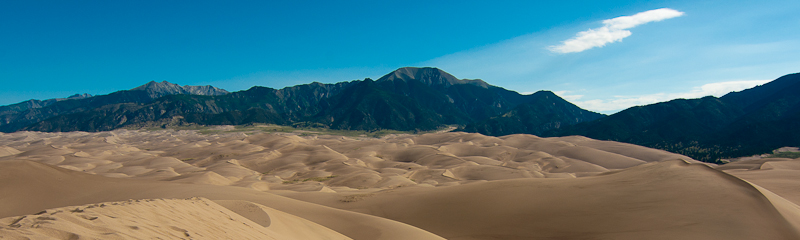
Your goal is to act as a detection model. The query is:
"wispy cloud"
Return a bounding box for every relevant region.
[548,8,685,53]
[552,91,584,101]
[563,80,770,113]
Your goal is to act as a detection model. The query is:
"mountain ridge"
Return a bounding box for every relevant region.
[131,80,230,98]
[542,72,800,162]
[460,90,605,136]
[0,81,229,132]
[6,67,799,163]
[0,93,92,114]
[14,67,601,137]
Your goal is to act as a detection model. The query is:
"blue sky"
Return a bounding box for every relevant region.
[1,0,799,113]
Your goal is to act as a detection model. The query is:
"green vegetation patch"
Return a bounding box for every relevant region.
[767,152,800,159]
[282,175,337,184]
[151,123,456,138]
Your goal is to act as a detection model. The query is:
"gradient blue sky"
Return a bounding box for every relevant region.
[2,0,798,113]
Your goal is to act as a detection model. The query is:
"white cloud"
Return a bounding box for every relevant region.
[552,91,584,101]
[568,79,770,113]
[561,95,585,101]
[693,80,771,96]
[548,8,685,53]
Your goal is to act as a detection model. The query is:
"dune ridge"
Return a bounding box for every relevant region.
[716,157,800,208]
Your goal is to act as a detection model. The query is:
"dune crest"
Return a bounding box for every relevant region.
[719,158,800,207]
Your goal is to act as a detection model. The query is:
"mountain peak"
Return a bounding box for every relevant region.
[132,81,179,91]
[533,90,556,96]
[378,67,489,88]
[67,93,92,99]
[131,81,229,98]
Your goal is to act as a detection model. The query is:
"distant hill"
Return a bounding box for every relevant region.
[14,67,601,135]
[546,72,800,162]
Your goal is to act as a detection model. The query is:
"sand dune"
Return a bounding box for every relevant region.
[719,158,800,205]
[0,130,700,192]
[0,160,444,240]
[1,129,799,239]
[275,160,800,240]
[0,198,351,240]
[549,135,706,163]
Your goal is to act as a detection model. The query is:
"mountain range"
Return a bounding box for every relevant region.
[537,73,800,162]
[0,81,228,133]
[2,67,798,162]
[0,93,92,113]
[8,68,601,134]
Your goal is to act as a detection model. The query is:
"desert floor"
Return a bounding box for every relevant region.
[2,127,800,239]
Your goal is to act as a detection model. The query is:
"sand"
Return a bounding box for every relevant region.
[719,158,800,204]
[0,130,697,195]
[0,160,443,240]
[0,197,351,240]
[276,160,800,240]
[1,128,798,239]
